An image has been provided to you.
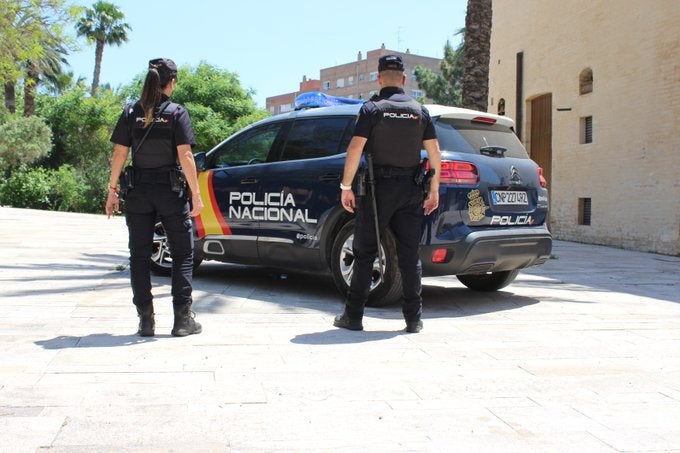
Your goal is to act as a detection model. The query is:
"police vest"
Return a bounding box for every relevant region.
[127,101,181,169]
[367,96,426,167]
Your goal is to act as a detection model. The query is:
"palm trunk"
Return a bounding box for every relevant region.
[91,39,104,96]
[462,0,493,112]
[4,82,16,113]
[24,69,38,117]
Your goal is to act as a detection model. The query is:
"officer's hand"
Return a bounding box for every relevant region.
[341,189,355,213]
[423,191,439,216]
[105,190,119,218]
[189,192,204,217]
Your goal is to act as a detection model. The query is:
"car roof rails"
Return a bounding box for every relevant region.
[294,91,365,110]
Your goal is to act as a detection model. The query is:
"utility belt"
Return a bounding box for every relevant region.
[119,165,187,199]
[365,162,433,200]
[374,165,419,178]
[134,167,175,183]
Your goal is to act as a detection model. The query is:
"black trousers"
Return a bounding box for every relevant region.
[346,172,424,322]
[124,171,193,311]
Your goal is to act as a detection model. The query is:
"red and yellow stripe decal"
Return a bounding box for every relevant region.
[194,172,232,239]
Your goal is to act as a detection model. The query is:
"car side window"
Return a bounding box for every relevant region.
[212,122,282,167]
[279,117,353,161]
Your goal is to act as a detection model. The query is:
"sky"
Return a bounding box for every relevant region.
[65,0,468,108]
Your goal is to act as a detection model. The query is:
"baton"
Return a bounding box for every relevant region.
[365,153,384,278]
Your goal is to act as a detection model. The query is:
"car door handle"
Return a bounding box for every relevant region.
[319,173,340,182]
[240,177,258,184]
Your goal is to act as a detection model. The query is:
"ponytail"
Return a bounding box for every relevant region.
[140,68,161,128]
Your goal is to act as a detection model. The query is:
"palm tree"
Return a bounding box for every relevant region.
[76,1,130,96]
[42,71,87,96]
[2,3,72,115]
[23,38,69,116]
[2,4,42,113]
[462,0,492,112]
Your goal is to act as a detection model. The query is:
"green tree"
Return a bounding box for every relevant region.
[37,84,122,211]
[0,0,75,113]
[173,62,269,150]
[462,0,492,111]
[414,35,464,106]
[76,1,130,96]
[0,115,52,176]
[41,70,87,96]
[24,34,69,116]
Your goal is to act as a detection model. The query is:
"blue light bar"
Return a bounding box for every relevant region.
[294,92,365,110]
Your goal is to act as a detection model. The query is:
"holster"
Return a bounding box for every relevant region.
[118,166,135,200]
[169,168,189,199]
[422,169,434,198]
[414,158,434,199]
[414,158,429,185]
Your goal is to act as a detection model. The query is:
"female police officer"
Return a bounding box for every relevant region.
[105,58,204,337]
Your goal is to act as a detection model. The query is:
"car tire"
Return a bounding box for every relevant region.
[456,269,520,292]
[330,220,403,307]
[149,220,203,276]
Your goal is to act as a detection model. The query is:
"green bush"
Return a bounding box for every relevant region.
[0,165,97,212]
[0,166,52,209]
[0,116,52,174]
[49,165,88,211]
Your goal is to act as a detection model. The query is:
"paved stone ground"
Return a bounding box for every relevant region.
[1,206,679,452]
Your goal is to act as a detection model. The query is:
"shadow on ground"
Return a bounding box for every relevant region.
[191,262,540,320]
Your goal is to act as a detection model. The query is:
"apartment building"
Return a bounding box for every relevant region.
[488,0,680,255]
[266,76,321,115]
[267,44,441,114]
[320,44,441,101]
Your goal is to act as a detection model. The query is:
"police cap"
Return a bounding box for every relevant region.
[378,54,404,72]
[148,58,177,81]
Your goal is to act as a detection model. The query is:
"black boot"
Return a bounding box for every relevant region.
[171,304,202,337]
[333,311,363,331]
[137,306,155,337]
[405,319,423,333]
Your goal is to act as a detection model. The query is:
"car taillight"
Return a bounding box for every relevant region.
[431,248,449,263]
[537,167,547,188]
[472,116,497,124]
[440,161,479,185]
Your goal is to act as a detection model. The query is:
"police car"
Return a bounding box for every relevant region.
[150,92,552,307]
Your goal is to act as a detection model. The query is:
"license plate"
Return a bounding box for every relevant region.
[491,190,528,205]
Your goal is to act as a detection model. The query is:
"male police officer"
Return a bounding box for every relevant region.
[334,54,441,333]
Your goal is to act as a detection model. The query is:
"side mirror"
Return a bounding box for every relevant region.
[193,152,207,171]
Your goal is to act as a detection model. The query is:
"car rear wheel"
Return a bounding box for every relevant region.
[456,269,520,291]
[149,220,203,275]
[330,221,402,307]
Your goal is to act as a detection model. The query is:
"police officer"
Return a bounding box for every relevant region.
[105,58,204,337]
[334,54,441,333]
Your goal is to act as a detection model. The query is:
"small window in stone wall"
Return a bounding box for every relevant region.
[497,98,506,116]
[578,197,592,225]
[579,68,593,95]
[580,116,593,144]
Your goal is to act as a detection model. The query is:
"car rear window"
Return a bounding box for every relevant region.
[435,118,529,159]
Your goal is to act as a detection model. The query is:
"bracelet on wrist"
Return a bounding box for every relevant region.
[340,183,352,191]
[108,186,118,192]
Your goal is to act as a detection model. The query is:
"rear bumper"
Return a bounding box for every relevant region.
[420,226,553,276]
